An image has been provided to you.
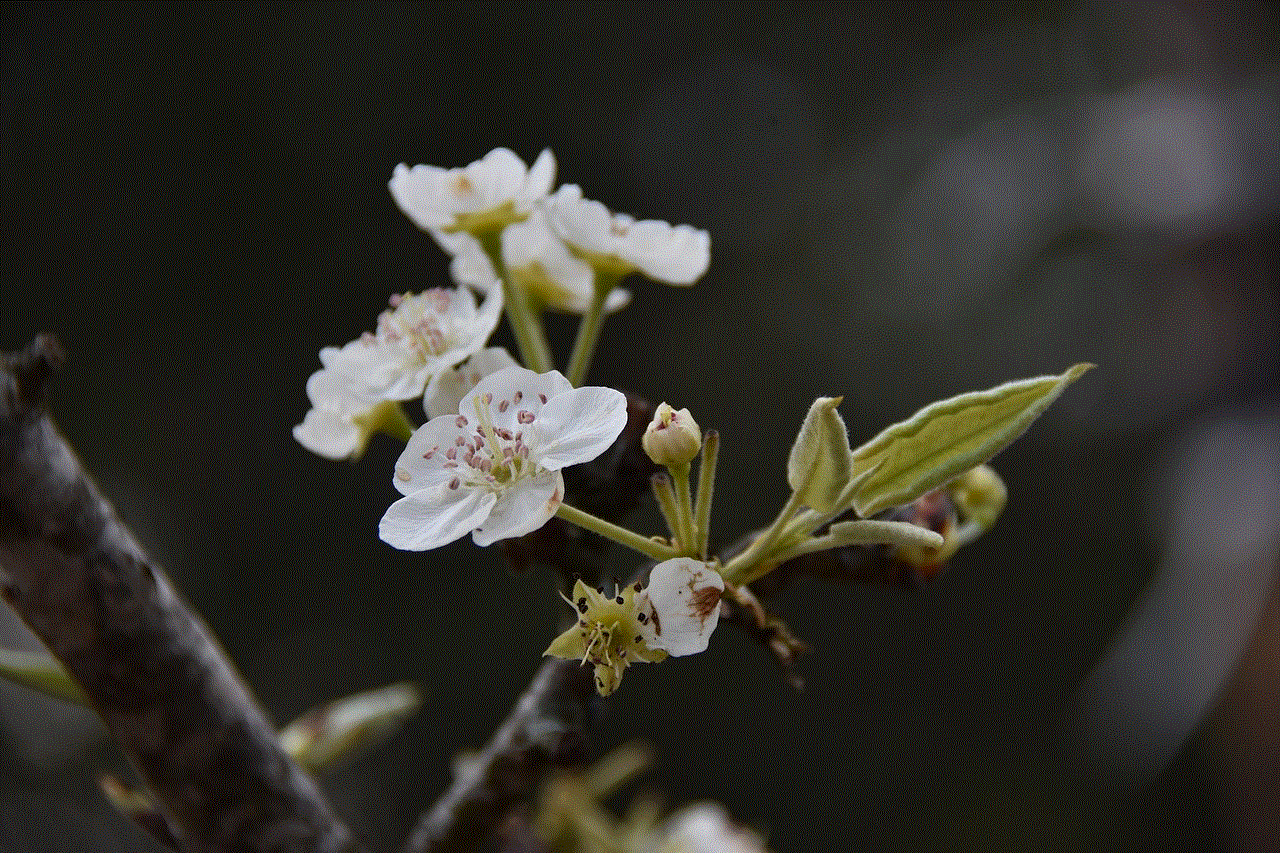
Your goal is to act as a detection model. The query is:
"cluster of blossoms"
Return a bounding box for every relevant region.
[297,146,1086,698]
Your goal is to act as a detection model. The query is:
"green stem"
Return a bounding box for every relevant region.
[565,271,623,386]
[669,461,696,556]
[555,502,677,562]
[693,430,718,558]
[720,488,806,584]
[650,473,683,548]
[476,230,554,373]
[381,401,416,443]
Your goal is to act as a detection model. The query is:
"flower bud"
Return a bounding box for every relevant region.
[642,403,702,466]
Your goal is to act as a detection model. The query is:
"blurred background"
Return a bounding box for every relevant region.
[3,2,1277,850]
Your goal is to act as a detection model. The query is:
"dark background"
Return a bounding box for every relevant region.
[3,2,1278,851]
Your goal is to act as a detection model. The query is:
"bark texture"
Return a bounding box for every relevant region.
[1,335,362,853]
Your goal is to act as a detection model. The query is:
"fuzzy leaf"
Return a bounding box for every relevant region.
[786,396,854,512]
[850,364,1093,517]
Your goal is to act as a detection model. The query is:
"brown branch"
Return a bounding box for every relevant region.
[1,335,363,853]
[398,659,595,853]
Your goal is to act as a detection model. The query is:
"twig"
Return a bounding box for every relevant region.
[1,335,363,853]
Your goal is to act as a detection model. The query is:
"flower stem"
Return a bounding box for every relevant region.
[476,230,555,374]
[693,430,718,558]
[565,271,623,386]
[669,461,697,556]
[381,401,416,443]
[720,488,805,585]
[650,473,683,548]
[555,502,677,562]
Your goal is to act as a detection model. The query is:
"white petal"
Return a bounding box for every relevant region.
[529,386,628,470]
[625,221,711,285]
[393,416,474,495]
[389,162,451,231]
[644,558,724,657]
[522,148,556,206]
[293,409,362,460]
[379,486,496,551]
[471,470,563,546]
[603,288,632,314]
[305,368,378,413]
[424,347,519,419]
[468,366,574,431]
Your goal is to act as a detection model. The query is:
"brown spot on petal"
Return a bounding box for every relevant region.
[690,586,723,620]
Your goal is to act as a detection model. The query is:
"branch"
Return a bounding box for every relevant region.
[1,335,363,853]
[398,659,595,853]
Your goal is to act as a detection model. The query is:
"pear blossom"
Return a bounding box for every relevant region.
[545,557,724,696]
[423,347,518,419]
[436,217,633,315]
[389,147,555,235]
[546,184,711,285]
[293,369,388,460]
[657,803,772,853]
[642,403,702,466]
[380,366,627,551]
[322,287,501,404]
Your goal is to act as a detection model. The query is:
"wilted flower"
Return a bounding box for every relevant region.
[380,366,627,551]
[389,147,555,235]
[545,557,724,696]
[546,184,710,285]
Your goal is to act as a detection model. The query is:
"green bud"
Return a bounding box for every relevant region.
[786,396,854,512]
[278,682,422,774]
[849,364,1092,517]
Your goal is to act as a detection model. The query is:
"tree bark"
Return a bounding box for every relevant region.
[1,335,363,853]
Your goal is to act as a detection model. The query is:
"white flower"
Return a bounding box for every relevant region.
[544,557,724,696]
[323,287,501,403]
[293,369,386,460]
[658,803,771,853]
[546,184,711,285]
[424,347,518,419]
[436,215,633,315]
[389,147,555,234]
[380,366,627,551]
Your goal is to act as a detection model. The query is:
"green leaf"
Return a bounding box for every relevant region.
[786,396,854,512]
[0,648,88,705]
[279,682,422,774]
[826,519,945,551]
[850,364,1093,517]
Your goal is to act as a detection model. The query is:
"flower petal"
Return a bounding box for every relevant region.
[392,416,475,495]
[379,485,496,551]
[293,409,362,460]
[529,386,628,470]
[472,470,562,546]
[424,347,518,419]
[643,558,724,656]
[467,366,574,431]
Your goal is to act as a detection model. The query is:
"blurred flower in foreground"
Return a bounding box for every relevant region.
[380,366,627,550]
